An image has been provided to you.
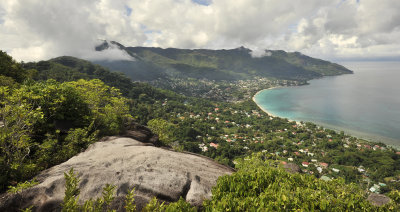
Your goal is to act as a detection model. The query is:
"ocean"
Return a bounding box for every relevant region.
[254,61,400,146]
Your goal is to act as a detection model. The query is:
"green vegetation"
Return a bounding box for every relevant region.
[0,51,131,191]
[96,42,352,82]
[7,53,400,193]
[204,153,400,211]
[7,178,38,194]
[1,50,400,210]
[0,50,36,85]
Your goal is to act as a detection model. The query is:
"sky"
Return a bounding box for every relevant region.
[0,0,399,62]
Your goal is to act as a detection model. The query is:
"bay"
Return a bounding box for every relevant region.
[254,61,400,146]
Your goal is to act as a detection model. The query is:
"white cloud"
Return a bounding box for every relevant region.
[0,0,400,61]
[250,49,272,58]
[0,0,145,61]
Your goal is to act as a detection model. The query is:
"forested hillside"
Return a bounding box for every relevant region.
[94,41,352,81]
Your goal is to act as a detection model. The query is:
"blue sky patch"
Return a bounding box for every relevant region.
[140,24,161,34]
[125,5,132,16]
[192,0,212,6]
[0,7,5,24]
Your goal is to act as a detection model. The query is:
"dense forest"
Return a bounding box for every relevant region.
[1,50,400,210]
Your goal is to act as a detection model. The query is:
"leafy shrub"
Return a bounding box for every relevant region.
[147,118,175,146]
[61,169,196,212]
[203,152,400,211]
[0,79,131,191]
[7,179,39,194]
[66,79,131,135]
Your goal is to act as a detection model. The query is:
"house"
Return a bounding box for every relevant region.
[294,152,300,156]
[332,168,340,173]
[319,162,329,168]
[210,143,219,149]
[288,157,294,161]
[198,144,208,152]
[369,184,381,193]
[317,167,323,173]
[302,162,309,167]
[311,159,317,163]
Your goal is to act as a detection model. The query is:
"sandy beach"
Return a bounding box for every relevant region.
[252,86,292,120]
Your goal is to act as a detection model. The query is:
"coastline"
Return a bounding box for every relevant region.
[252,88,400,149]
[252,87,281,118]
[252,86,297,123]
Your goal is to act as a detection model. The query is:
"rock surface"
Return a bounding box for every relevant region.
[0,137,233,211]
[283,163,301,174]
[367,193,391,206]
[122,119,160,145]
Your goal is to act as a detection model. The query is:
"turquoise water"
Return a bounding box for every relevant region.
[254,61,400,146]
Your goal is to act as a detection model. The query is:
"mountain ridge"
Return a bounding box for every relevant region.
[93,41,352,82]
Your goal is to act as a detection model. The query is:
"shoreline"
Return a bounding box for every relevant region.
[252,87,281,118]
[252,88,400,150]
[252,86,297,123]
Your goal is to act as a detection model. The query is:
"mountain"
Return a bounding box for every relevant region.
[93,41,352,82]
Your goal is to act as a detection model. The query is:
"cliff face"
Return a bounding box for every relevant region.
[0,137,234,211]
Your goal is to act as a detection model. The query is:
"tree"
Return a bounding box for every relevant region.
[0,51,36,83]
[0,79,131,191]
[0,86,43,188]
[147,118,175,146]
[66,79,130,135]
